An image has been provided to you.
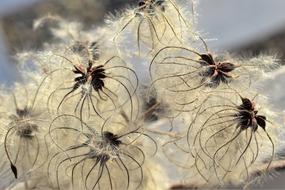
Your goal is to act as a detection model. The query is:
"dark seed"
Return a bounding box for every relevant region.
[200,54,215,65]
[10,163,18,178]
[256,115,266,129]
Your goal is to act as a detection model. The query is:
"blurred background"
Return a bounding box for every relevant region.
[1,0,285,188]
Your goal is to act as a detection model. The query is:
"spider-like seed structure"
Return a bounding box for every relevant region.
[112,0,188,54]
[48,115,155,190]
[184,93,276,185]
[211,96,274,183]
[47,51,138,121]
[149,47,238,92]
[149,46,278,103]
[0,85,50,181]
[199,53,236,88]
[5,107,39,178]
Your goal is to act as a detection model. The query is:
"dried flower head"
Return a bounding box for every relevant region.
[41,44,139,121]
[111,0,193,54]
[48,113,157,190]
[0,82,50,181]
[184,92,279,187]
